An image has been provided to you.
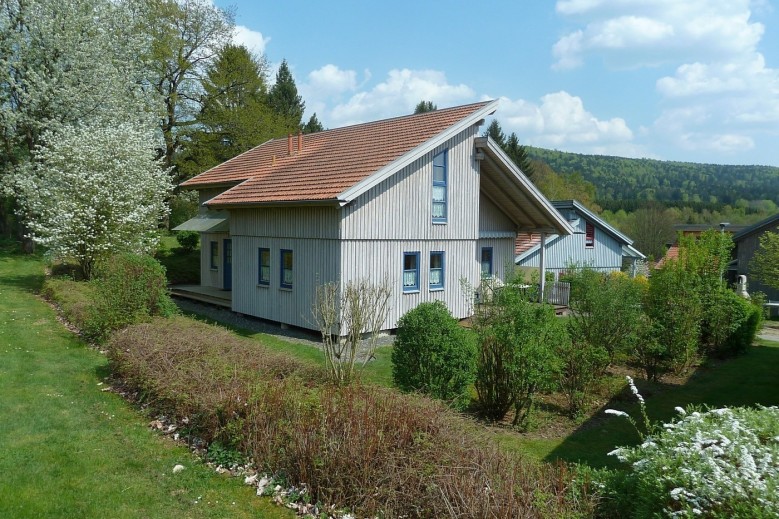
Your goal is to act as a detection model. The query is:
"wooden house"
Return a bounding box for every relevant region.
[515,199,645,279]
[175,100,573,331]
[731,215,779,301]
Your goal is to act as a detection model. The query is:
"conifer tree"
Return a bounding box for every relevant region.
[484,119,506,147]
[414,100,437,113]
[267,60,305,132]
[302,113,325,134]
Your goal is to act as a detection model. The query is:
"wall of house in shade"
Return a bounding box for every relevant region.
[200,232,229,289]
[736,223,779,301]
[518,216,624,278]
[228,207,341,330]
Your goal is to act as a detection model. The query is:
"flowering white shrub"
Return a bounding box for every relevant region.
[604,378,779,517]
[15,123,171,278]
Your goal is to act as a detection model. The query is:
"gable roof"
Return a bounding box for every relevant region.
[732,213,779,242]
[513,199,645,262]
[181,101,498,207]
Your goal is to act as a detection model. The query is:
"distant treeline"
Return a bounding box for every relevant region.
[527,147,779,206]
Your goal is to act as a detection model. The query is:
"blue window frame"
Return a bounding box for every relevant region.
[258,247,270,285]
[280,249,293,289]
[429,251,444,290]
[432,150,447,223]
[210,241,219,270]
[481,247,493,278]
[403,252,420,292]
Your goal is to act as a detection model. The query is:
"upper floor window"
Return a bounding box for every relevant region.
[481,247,493,278]
[210,241,219,270]
[280,249,293,289]
[258,247,270,285]
[432,150,447,223]
[430,251,444,290]
[585,222,595,248]
[403,252,420,292]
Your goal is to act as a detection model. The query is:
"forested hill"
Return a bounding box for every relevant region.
[527,147,779,207]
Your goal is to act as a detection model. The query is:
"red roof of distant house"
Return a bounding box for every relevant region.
[181,101,493,206]
[516,232,542,256]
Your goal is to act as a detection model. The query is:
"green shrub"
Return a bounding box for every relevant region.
[701,288,761,358]
[603,405,779,518]
[473,288,563,429]
[107,316,598,518]
[175,230,200,252]
[392,301,476,409]
[637,263,702,381]
[83,253,176,343]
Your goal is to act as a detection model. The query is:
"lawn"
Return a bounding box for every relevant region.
[0,246,292,519]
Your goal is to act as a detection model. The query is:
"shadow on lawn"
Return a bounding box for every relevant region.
[544,342,779,469]
[0,265,45,292]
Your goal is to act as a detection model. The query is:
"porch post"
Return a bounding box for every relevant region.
[539,231,547,303]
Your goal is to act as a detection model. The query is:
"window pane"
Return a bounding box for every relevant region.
[432,202,446,219]
[430,253,443,269]
[403,270,417,287]
[281,250,293,287]
[404,254,417,270]
[430,268,442,285]
[432,185,446,202]
[433,165,445,183]
[261,266,270,281]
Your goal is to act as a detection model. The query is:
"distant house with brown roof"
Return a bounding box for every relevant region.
[515,200,645,278]
[175,100,573,331]
[731,215,779,301]
[654,224,746,270]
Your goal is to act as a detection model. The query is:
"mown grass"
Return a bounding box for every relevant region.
[0,246,292,519]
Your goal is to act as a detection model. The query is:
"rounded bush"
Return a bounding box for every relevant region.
[176,231,200,252]
[392,301,476,409]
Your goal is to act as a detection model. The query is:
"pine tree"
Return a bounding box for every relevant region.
[414,100,437,113]
[302,113,325,134]
[267,59,305,132]
[177,44,283,177]
[504,132,535,179]
[484,119,506,147]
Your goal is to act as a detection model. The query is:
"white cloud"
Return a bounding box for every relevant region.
[306,65,358,96]
[232,25,270,55]
[553,0,764,69]
[324,69,475,127]
[496,92,634,151]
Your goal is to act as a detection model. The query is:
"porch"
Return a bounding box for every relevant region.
[169,284,232,308]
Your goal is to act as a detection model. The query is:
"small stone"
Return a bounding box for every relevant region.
[244,474,258,486]
[172,464,185,474]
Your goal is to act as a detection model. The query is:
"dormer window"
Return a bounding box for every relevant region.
[432,150,447,223]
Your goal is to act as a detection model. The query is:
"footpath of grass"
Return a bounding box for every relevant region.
[0,248,292,519]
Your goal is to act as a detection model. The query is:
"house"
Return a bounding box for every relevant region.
[515,199,645,279]
[655,224,746,270]
[731,214,779,301]
[174,100,573,331]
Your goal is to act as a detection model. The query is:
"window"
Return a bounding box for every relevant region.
[585,222,595,248]
[280,249,293,289]
[432,150,447,223]
[429,251,444,290]
[210,241,219,270]
[258,247,270,285]
[481,247,493,277]
[403,252,420,292]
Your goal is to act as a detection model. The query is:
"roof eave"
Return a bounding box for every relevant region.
[205,198,342,210]
[476,137,574,236]
[336,100,500,204]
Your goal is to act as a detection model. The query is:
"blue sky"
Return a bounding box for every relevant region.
[217,0,779,166]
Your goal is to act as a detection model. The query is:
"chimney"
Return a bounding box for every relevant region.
[297,130,303,153]
[287,133,293,156]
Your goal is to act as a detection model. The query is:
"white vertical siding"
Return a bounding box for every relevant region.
[479,193,516,232]
[200,232,228,289]
[228,207,341,329]
[198,188,227,213]
[340,239,480,328]
[341,126,480,240]
[477,238,516,281]
[518,224,624,276]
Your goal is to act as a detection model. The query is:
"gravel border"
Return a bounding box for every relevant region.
[173,297,395,353]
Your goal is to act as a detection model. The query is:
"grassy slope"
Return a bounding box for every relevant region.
[0,249,292,519]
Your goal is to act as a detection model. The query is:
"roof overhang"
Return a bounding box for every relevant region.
[205,199,341,210]
[173,211,230,233]
[475,136,574,236]
[515,234,562,263]
[622,244,646,260]
[336,100,500,204]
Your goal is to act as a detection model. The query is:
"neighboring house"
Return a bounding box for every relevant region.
[731,214,779,301]
[655,224,746,270]
[174,100,573,331]
[515,199,645,279]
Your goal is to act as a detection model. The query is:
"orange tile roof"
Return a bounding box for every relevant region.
[181,101,493,206]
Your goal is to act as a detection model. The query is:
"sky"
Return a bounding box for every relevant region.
[215,0,779,167]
